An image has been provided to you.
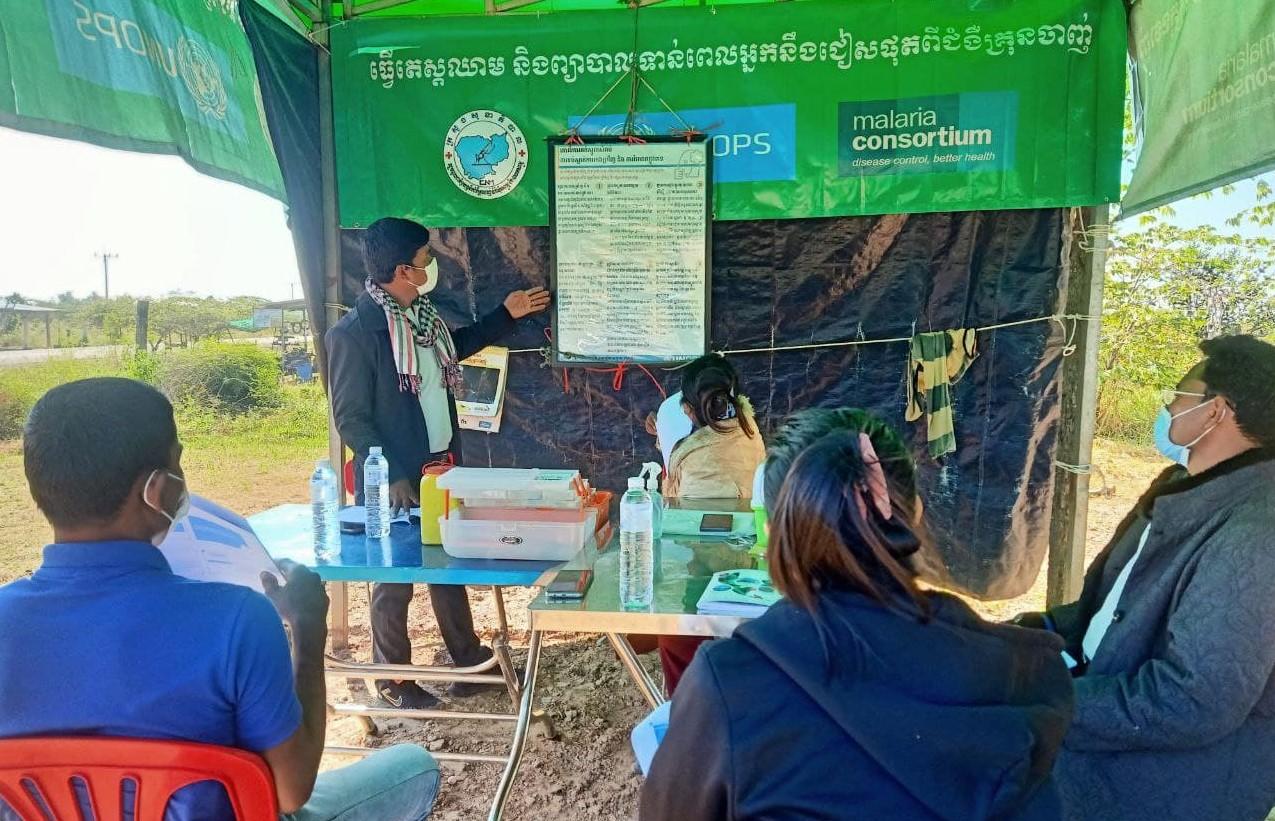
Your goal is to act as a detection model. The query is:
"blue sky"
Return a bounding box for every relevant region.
[0,125,1266,302]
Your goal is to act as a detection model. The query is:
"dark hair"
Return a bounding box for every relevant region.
[363,217,431,285]
[680,353,755,438]
[1197,335,1275,448]
[24,378,177,527]
[763,408,929,616]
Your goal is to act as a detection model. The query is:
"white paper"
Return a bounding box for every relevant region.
[655,391,692,469]
[553,142,709,364]
[157,495,282,593]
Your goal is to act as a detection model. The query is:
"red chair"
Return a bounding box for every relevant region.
[343,459,355,496]
[0,737,278,820]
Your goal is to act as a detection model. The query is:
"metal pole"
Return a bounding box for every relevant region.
[606,633,665,709]
[489,630,544,821]
[96,252,118,300]
[1046,205,1109,608]
[315,1,350,650]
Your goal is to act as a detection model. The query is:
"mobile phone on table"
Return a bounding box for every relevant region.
[700,513,735,534]
[546,569,593,600]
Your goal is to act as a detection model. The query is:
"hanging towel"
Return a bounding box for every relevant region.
[905,329,978,458]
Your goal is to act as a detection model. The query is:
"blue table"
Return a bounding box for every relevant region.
[248,503,575,809]
[250,504,563,588]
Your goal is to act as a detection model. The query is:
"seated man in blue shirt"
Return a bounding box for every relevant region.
[0,377,440,820]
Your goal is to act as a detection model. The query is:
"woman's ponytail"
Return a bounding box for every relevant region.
[681,354,755,439]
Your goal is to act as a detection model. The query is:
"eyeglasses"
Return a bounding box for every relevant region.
[1160,389,1207,407]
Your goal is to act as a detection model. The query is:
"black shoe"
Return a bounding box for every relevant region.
[375,680,441,710]
[448,647,510,698]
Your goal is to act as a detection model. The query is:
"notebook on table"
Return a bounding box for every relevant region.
[695,569,780,616]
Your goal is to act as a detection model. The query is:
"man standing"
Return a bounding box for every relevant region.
[327,217,549,709]
[0,378,440,819]
[1016,335,1275,821]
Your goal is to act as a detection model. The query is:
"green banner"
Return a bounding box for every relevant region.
[332,0,1125,228]
[0,0,284,198]
[1124,0,1275,216]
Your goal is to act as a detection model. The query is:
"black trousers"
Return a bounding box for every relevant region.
[370,582,487,667]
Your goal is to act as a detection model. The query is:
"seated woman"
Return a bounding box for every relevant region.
[641,409,1074,821]
[663,353,765,499]
[646,354,765,695]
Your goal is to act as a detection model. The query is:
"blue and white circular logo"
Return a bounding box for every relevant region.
[443,110,528,200]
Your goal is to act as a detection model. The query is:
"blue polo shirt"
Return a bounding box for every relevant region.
[0,541,301,819]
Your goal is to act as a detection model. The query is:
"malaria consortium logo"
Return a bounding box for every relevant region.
[443,110,529,200]
[177,36,228,120]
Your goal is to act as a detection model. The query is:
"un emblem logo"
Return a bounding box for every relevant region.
[177,37,228,121]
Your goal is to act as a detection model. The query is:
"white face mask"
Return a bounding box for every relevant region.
[410,258,439,296]
[143,469,190,546]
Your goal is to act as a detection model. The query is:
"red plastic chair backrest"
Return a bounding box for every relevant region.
[343,459,355,496]
[0,737,278,821]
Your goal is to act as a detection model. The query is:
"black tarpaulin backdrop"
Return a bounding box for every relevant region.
[338,210,1067,600]
[242,0,1068,600]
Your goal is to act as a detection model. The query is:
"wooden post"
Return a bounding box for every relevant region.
[135,300,150,351]
[1046,205,1110,608]
[43,314,52,349]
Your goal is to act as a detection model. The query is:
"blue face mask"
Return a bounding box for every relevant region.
[1153,407,1190,466]
[1153,399,1221,467]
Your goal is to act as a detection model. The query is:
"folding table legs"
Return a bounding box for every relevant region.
[488,629,545,821]
[328,581,349,652]
[606,633,665,710]
[491,587,522,704]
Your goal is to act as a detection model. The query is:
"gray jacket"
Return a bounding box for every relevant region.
[1045,449,1275,821]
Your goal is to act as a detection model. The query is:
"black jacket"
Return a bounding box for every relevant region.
[641,589,1073,821]
[1042,449,1275,821]
[325,291,515,494]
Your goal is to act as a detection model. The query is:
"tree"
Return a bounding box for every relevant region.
[1097,223,1275,437]
[147,295,267,349]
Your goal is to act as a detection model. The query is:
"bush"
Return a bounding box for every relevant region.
[1095,379,1162,444]
[157,343,282,412]
[0,356,128,439]
[126,349,160,384]
[175,382,328,448]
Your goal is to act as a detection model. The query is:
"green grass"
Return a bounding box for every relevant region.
[0,356,129,438]
[0,360,330,583]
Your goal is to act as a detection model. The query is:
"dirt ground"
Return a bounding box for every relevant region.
[318,438,1165,821]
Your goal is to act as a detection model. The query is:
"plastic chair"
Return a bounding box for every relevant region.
[0,737,278,820]
[343,459,355,496]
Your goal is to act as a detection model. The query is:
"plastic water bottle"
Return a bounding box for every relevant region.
[310,459,340,561]
[364,447,391,538]
[620,477,655,609]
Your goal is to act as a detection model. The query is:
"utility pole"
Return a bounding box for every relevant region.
[95,251,118,300]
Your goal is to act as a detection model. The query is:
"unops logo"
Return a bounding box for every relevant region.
[444,110,528,200]
[177,37,228,121]
[568,104,796,184]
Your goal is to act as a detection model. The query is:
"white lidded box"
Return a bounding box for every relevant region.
[436,467,586,509]
[438,507,597,561]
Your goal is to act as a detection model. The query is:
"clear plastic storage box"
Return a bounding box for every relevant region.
[436,468,586,510]
[438,506,597,561]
